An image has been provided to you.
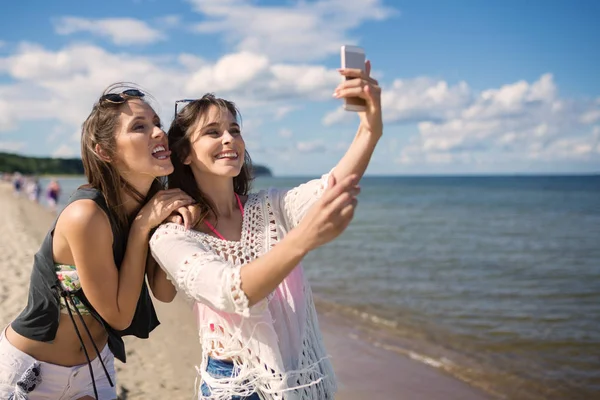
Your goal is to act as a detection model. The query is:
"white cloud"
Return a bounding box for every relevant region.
[47,125,66,143]
[178,53,207,71]
[54,17,165,45]
[530,135,599,161]
[156,15,182,28]
[579,108,600,125]
[187,0,397,62]
[243,139,263,153]
[0,41,6,48]
[393,74,600,165]
[0,43,343,142]
[187,52,270,93]
[0,141,26,152]
[279,128,293,138]
[52,144,78,158]
[296,140,327,153]
[0,99,16,131]
[382,78,471,123]
[335,141,350,151]
[322,106,355,126]
[322,77,472,126]
[0,43,185,129]
[274,106,297,120]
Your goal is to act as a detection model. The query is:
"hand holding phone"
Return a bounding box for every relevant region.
[340,45,367,112]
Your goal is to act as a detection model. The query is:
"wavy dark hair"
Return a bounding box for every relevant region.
[167,93,253,224]
[80,82,165,232]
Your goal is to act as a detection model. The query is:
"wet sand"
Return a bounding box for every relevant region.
[0,182,491,399]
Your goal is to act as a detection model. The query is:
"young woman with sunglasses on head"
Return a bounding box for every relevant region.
[0,84,196,400]
[149,62,382,399]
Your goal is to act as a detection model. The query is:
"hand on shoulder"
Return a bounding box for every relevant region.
[133,188,195,233]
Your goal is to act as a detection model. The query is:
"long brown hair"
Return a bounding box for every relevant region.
[167,93,253,224]
[80,82,164,232]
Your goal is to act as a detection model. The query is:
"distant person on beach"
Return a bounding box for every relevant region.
[0,84,196,400]
[45,178,61,211]
[149,61,382,398]
[28,178,42,203]
[12,173,23,196]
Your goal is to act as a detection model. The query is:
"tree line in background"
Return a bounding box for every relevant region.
[0,152,84,175]
[0,152,272,177]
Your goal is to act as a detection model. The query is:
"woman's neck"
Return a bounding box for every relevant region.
[119,176,153,216]
[195,174,238,218]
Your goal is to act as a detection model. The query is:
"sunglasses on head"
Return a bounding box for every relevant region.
[100,89,145,104]
[174,99,196,117]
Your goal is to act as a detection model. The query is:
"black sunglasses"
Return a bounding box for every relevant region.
[100,89,145,104]
[174,99,196,117]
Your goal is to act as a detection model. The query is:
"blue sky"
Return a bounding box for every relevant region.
[1,0,599,175]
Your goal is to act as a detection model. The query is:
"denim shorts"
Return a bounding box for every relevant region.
[200,357,260,400]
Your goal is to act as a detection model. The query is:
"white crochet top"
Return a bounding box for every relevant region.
[149,173,337,400]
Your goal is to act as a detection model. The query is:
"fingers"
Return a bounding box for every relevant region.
[338,67,362,78]
[333,76,380,101]
[320,174,359,206]
[157,197,195,218]
[177,207,192,229]
[158,190,193,202]
[334,86,367,100]
[337,68,378,86]
[188,203,203,226]
[365,59,371,77]
[327,173,337,188]
[166,198,195,215]
[165,214,183,225]
[336,76,379,92]
[163,203,197,228]
[349,184,361,197]
[338,197,358,224]
[325,187,358,218]
[154,190,195,207]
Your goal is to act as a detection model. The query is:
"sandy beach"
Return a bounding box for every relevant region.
[0,182,491,400]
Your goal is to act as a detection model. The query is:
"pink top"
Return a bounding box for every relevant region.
[149,172,337,399]
[203,193,244,240]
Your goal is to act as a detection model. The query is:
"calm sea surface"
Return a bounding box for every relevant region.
[39,175,600,399]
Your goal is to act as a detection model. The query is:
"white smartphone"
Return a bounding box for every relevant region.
[340,45,367,112]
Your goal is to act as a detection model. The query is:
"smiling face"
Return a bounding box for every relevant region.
[184,104,245,178]
[112,99,174,183]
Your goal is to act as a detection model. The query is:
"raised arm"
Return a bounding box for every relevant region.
[330,60,383,182]
[279,61,382,230]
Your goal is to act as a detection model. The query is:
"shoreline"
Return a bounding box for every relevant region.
[0,182,491,399]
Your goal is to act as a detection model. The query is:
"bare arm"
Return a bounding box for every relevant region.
[330,60,383,182]
[147,203,202,303]
[238,63,381,304]
[59,190,194,330]
[60,201,154,330]
[279,61,382,230]
[146,255,177,303]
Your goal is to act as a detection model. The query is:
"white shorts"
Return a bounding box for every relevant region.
[0,327,117,399]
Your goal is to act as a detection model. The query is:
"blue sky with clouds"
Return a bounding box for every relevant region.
[1,0,599,175]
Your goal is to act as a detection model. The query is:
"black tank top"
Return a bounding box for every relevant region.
[11,186,160,363]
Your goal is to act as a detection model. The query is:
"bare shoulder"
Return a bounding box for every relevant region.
[56,199,112,238]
